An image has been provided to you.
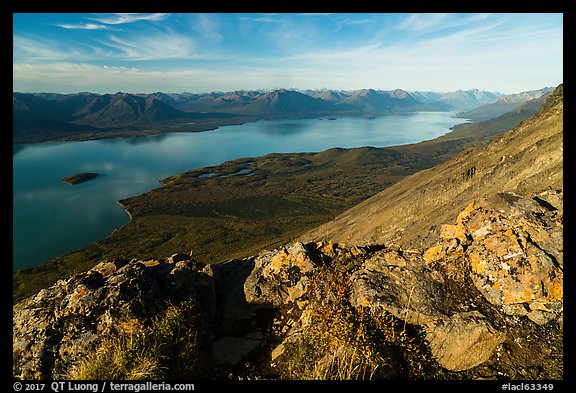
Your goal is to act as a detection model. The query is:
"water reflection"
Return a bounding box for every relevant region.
[13,112,469,271]
[259,122,309,137]
[99,132,173,147]
[13,144,28,156]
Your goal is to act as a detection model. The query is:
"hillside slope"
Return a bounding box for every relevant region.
[301,85,563,249]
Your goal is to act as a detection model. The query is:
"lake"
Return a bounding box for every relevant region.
[13,112,469,271]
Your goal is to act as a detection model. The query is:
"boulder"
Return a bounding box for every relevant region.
[425,311,506,371]
[13,256,210,379]
[349,250,505,371]
[443,193,563,325]
[244,242,318,307]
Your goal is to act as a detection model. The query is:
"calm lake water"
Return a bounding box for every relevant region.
[13,112,468,271]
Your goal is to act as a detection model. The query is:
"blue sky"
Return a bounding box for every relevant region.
[13,13,563,94]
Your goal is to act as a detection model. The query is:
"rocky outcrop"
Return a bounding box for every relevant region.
[13,190,563,379]
[243,192,562,375]
[13,255,214,379]
[346,191,562,371]
[244,242,318,307]
[435,191,563,325]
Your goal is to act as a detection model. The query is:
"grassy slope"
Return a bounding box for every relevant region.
[302,87,563,249]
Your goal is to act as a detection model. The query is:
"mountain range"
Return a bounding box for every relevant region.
[13,87,514,143]
[456,87,554,121]
[408,88,502,110]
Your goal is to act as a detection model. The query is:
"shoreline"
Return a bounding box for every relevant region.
[12,111,454,145]
[116,200,133,221]
[13,106,537,302]
[12,116,258,145]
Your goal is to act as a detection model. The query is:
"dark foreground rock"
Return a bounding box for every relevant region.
[13,254,215,379]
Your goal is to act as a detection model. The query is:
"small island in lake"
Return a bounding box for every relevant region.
[61,172,99,185]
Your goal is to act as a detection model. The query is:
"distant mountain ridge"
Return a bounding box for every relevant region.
[153,88,452,117]
[12,92,250,143]
[13,92,192,126]
[13,87,545,143]
[72,93,192,127]
[456,87,554,121]
[408,88,503,110]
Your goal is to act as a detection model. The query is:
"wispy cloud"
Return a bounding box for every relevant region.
[56,23,109,30]
[13,35,113,61]
[397,13,494,34]
[340,18,370,26]
[397,13,451,32]
[239,17,282,23]
[12,62,276,93]
[273,42,382,63]
[96,31,198,60]
[192,14,224,42]
[417,20,507,47]
[327,16,371,32]
[89,13,170,25]
[14,29,204,62]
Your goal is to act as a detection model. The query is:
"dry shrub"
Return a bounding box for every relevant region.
[277,265,437,380]
[67,298,203,380]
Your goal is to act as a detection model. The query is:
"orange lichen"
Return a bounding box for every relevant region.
[546,278,563,301]
[469,251,486,274]
[440,224,467,241]
[72,287,88,300]
[522,288,534,302]
[423,245,445,264]
[503,290,515,305]
[457,201,475,225]
[270,250,290,269]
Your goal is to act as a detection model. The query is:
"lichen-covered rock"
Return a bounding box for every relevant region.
[13,256,212,379]
[349,249,505,371]
[350,249,447,324]
[13,191,563,379]
[346,192,562,371]
[244,242,319,306]
[439,192,563,325]
[425,311,506,371]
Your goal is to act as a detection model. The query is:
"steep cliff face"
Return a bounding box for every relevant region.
[13,86,563,380]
